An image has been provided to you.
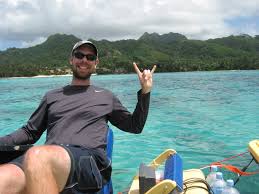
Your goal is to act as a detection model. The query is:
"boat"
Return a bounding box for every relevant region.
[127,139,259,194]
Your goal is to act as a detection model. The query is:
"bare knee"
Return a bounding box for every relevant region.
[23,145,71,191]
[24,146,47,163]
[0,164,26,194]
[23,146,50,171]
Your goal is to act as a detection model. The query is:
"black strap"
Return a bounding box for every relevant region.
[0,144,33,164]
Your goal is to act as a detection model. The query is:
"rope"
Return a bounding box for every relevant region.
[199,151,249,169]
[183,178,213,194]
[234,157,255,185]
[215,151,249,163]
[200,151,259,176]
[211,162,259,176]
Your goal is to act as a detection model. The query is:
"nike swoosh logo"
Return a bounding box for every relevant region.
[94,90,104,93]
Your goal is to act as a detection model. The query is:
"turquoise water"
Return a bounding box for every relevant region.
[0,71,258,193]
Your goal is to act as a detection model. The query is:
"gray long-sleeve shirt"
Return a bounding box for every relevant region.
[0,85,150,151]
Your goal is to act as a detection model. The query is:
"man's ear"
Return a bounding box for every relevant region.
[69,57,73,65]
[95,59,99,68]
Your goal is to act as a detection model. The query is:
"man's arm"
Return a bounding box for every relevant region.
[108,91,150,133]
[108,63,156,133]
[0,95,48,145]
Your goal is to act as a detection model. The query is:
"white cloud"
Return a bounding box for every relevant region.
[0,0,259,50]
[20,36,46,48]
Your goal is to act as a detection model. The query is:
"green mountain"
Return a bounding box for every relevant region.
[0,32,259,77]
[0,34,80,77]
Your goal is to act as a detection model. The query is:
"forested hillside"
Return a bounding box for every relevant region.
[0,32,258,77]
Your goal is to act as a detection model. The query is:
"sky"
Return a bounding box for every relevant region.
[0,0,259,51]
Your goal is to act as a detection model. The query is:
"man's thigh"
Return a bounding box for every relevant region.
[8,144,109,193]
[0,163,26,193]
[9,145,71,192]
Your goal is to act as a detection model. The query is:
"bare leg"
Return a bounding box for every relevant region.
[0,164,26,194]
[23,145,71,194]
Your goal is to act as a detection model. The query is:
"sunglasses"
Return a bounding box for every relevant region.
[73,51,97,61]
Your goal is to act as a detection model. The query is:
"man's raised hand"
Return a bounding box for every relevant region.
[133,62,156,94]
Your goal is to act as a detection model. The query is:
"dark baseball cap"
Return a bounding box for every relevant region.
[71,40,98,56]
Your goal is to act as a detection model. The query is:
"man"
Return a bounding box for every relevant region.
[0,40,156,194]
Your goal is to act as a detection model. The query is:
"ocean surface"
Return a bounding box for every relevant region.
[0,70,259,193]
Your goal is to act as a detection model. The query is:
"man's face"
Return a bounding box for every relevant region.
[70,45,98,80]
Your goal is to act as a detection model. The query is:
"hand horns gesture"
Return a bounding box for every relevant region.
[133,62,157,94]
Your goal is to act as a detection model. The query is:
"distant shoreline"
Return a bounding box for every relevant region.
[4,74,73,79]
[4,73,98,79]
[1,70,259,79]
[33,74,72,78]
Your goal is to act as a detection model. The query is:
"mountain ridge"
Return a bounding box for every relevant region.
[0,32,258,77]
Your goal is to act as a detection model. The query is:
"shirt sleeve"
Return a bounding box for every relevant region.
[0,95,48,145]
[108,90,150,134]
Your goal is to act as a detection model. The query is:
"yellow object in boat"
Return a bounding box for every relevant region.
[248,139,259,163]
